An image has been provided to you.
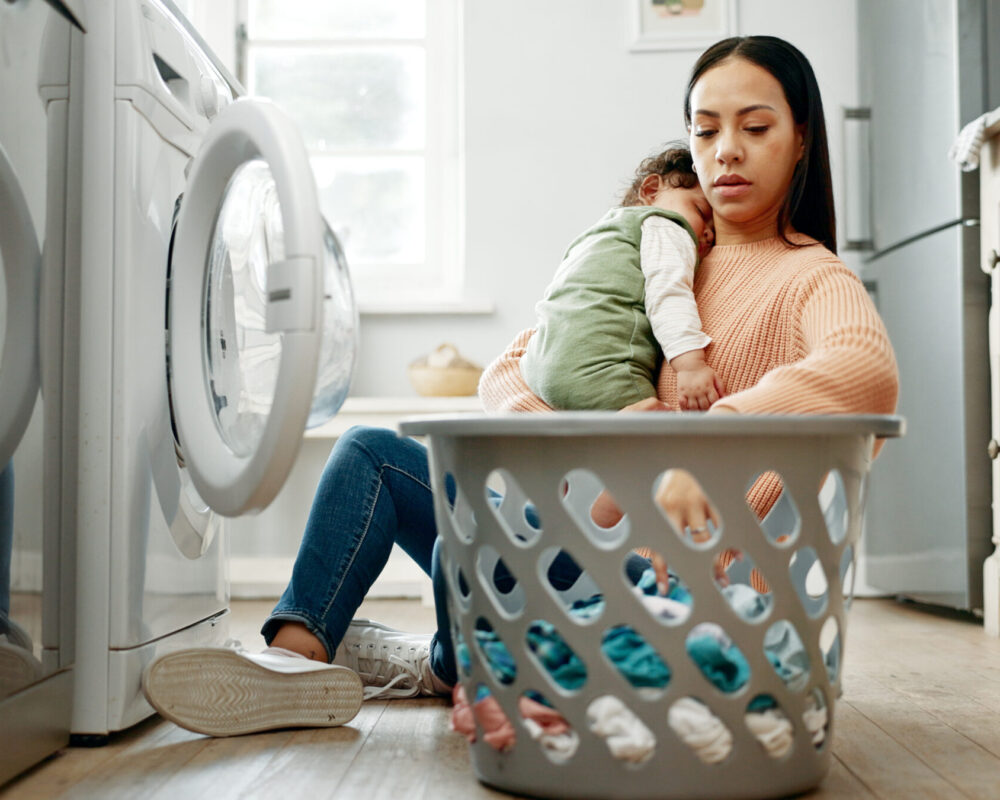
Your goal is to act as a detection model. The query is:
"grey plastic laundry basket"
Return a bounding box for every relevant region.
[399,413,903,800]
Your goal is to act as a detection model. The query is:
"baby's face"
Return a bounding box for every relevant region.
[651,183,715,258]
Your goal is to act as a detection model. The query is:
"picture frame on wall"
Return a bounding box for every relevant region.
[628,0,739,52]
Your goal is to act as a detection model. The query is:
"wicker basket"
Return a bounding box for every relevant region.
[408,343,483,397]
[399,413,903,800]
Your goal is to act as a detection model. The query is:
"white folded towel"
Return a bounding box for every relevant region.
[587,695,657,764]
[949,114,987,172]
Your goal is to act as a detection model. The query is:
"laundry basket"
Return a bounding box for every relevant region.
[398,413,903,800]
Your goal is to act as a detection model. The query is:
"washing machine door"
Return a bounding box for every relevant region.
[168,98,329,517]
[0,142,40,467]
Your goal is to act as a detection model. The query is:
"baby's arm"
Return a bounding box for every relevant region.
[639,216,724,410]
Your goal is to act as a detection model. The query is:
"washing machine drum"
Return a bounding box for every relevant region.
[169,98,357,517]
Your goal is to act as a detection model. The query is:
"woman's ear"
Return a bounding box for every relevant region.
[796,123,806,160]
[638,174,664,205]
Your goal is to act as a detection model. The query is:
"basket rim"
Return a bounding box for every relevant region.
[399,412,904,439]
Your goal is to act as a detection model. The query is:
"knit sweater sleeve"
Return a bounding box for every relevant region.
[713,261,898,416]
[478,328,554,413]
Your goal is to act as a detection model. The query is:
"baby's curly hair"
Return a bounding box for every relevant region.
[620,142,698,207]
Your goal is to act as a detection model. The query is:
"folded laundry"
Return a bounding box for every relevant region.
[667,697,733,764]
[450,683,580,757]
[586,695,656,764]
[451,566,828,761]
[450,683,516,752]
[746,707,795,759]
[685,624,750,694]
[521,715,580,759]
[459,568,800,699]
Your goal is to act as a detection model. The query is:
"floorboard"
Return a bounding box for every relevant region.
[4,598,1000,800]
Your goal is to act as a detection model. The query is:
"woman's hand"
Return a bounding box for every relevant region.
[591,397,671,528]
[654,469,720,542]
[649,404,737,590]
[654,404,734,533]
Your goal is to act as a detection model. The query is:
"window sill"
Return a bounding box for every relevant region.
[305,395,483,439]
[357,295,496,316]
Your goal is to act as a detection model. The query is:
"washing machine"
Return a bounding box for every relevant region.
[0,0,81,782]
[40,0,357,741]
[0,117,74,789]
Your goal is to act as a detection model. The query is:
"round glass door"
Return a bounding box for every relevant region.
[0,142,40,467]
[169,98,355,517]
[200,160,357,454]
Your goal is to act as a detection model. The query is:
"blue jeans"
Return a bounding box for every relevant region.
[263,426,649,685]
[262,426,461,678]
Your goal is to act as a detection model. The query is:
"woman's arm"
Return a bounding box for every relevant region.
[477,328,554,413]
[712,264,899,416]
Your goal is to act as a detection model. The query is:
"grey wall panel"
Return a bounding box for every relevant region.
[863,223,990,609]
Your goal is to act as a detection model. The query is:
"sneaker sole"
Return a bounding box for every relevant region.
[142,648,363,737]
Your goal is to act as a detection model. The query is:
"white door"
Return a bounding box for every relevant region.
[168,98,352,518]
[0,142,40,466]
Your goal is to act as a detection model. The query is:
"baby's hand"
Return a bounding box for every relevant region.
[670,350,724,411]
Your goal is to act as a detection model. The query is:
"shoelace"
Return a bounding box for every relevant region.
[341,642,428,700]
[360,655,422,700]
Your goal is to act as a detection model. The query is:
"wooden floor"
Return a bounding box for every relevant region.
[3,597,1000,799]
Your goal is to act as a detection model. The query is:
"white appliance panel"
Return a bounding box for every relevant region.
[863,223,991,608]
[108,100,225,650]
[1,0,74,781]
[858,0,963,248]
[65,0,356,739]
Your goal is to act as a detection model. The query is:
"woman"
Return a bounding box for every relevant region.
[142,35,898,738]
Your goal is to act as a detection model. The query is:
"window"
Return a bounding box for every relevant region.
[235,0,463,310]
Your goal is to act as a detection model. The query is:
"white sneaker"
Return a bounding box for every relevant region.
[0,633,44,700]
[142,644,363,737]
[332,619,448,700]
[4,618,34,651]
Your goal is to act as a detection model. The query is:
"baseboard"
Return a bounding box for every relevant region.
[230,553,432,602]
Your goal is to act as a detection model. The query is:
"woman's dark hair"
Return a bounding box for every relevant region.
[683,36,836,253]
[620,142,698,207]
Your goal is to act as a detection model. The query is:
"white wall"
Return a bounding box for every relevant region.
[352,0,862,396]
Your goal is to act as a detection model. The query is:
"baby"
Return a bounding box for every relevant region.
[521,144,722,411]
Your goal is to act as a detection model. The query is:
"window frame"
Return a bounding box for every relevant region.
[234,0,467,312]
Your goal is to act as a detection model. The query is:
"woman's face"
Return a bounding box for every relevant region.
[688,57,804,244]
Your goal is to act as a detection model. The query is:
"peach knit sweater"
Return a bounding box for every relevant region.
[481,233,897,417]
[478,234,899,548]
